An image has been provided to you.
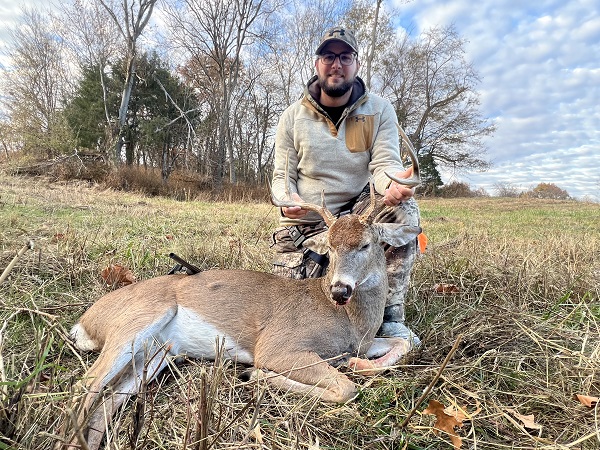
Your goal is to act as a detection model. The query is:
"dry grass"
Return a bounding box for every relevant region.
[1,174,599,449]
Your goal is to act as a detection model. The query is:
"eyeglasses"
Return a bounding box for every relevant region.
[318,51,357,66]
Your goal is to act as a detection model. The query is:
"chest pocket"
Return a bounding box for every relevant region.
[344,114,375,153]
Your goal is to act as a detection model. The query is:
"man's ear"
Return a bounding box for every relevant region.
[375,224,421,247]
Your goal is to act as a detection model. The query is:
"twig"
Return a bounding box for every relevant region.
[399,333,463,428]
[236,389,266,448]
[67,408,91,450]
[0,240,35,286]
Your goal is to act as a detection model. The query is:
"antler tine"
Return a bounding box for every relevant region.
[270,151,336,227]
[358,179,376,225]
[386,124,421,188]
[385,171,421,188]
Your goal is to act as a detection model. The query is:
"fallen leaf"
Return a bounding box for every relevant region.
[506,408,542,431]
[575,394,599,408]
[101,264,136,287]
[443,400,481,423]
[423,399,463,449]
[433,283,460,294]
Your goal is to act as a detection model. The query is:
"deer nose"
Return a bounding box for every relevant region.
[331,281,353,305]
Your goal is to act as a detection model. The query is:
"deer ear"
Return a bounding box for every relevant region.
[375,224,422,248]
[303,233,329,255]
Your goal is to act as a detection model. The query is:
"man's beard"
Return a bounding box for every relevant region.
[318,74,354,97]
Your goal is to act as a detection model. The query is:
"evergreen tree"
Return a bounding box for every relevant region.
[418,151,444,196]
[64,66,118,151]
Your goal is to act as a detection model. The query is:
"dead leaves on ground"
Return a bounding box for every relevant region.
[423,395,599,448]
[433,283,460,294]
[423,399,480,449]
[505,408,542,432]
[101,264,136,287]
[422,400,544,448]
[575,394,599,408]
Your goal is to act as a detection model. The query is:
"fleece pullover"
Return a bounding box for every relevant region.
[272,75,407,226]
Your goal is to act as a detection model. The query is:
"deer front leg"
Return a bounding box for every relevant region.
[253,351,357,403]
[348,337,413,376]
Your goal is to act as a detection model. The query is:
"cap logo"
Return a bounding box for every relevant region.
[329,28,346,37]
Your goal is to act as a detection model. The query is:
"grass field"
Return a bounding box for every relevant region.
[1,173,599,449]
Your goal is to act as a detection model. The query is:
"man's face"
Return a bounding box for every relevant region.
[315,41,360,98]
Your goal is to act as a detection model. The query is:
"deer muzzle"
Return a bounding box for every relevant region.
[331,281,353,305]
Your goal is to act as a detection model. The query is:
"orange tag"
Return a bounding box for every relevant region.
[417,232,428,254]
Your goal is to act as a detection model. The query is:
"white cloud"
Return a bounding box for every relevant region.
[394,0,600,200]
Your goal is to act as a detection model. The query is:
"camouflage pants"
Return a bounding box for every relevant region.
[271,187,420,337]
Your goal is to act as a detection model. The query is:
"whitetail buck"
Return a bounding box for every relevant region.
[61,142,421,450]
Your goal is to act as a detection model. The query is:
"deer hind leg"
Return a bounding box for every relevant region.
[253,351,357,403]
[84,342,171,450]
[67,306,177,450]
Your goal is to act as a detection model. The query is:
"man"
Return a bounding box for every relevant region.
[271,26,421,346]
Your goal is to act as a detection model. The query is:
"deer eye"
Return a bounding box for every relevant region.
[360,243,370,251]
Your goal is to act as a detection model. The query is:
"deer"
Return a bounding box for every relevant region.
[60,136,422,450]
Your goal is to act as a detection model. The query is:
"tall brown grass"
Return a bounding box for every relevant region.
[0,174,598,449]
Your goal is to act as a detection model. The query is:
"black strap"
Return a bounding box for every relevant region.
[289,226,329,270]
[305,248,329,269]
[168,253,201,275]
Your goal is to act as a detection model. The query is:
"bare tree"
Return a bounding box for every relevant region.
[0,7,75,158]
[265,0,351,105]
[344,0,397,92]
[165,0,277,186]
[494,182,522,198]
[229,64,280,183]
[380,25,494,173]
[56,0,120,130]
[97,0,158,164]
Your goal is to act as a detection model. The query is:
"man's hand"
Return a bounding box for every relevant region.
[383,167,416,206]
[282,193,308,219]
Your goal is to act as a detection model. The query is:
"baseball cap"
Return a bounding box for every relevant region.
[315,27,359,55]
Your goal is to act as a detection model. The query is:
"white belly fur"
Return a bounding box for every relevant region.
[160,306,254,365]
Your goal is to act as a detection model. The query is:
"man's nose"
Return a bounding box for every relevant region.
[331,56,343,68]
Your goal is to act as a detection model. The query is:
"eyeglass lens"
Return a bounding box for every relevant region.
[320,52,355,66]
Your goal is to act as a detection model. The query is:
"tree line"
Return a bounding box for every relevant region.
[0,0,495,193]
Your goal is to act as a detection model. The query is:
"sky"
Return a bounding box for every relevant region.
[393,0,600,201]
[1,0,599,201]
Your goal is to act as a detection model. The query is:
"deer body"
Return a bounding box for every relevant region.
[74,265,387,374]
[63,186,421,450]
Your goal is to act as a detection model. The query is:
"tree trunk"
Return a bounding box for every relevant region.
[115,56,136,164]
[365,0,382,90]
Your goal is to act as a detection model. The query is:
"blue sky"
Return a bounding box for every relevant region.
[394,0,600,201]
[2,0,599,200]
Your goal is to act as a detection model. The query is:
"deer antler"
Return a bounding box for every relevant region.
[271,152,336,226]
[385,124,421,188]
[358,180,377,225]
